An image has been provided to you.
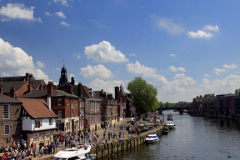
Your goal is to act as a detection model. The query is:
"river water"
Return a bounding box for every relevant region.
[102,110,240,160]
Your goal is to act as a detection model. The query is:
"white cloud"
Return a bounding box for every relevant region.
[156,17,185,35]
[80,64,113,79]
[89,78,125,96]
[73,53,81,59]
[202,78,210,84]
[168,66,185,72]
[223,63,237,69]
[36,61,45,68]
[126,61,156,76]
[169,54,176,57]
[130,54,136,56]
[54,0,69,6]
[204,74,210,77]
[215,68,226,75]
[0,38,49,82]
[55,11,66,18]
[56,68,61,70]
[84,41,128,62]
[45,12,50,15]
[0,3,42,22]
[188,30,214,39]
[60,21,69,27]
[203,25,219,32]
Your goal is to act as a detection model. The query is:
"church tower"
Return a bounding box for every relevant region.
[59,65,68,86]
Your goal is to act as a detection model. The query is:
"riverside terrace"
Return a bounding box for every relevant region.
[0,117,164,160]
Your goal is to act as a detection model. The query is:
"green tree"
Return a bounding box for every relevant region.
[127,77,158,113]
[159,101,165,108]
[235,89,239,95]
[173,102,180,108]
[165,102,171,108]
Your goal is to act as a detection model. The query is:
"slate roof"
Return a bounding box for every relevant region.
[0,94,22,103]
[0,75,36,82]
[30,80,46,90]
[21,89,79,98]
[18,98,57,118]
[0,81,27,94]
[72,85,101,100]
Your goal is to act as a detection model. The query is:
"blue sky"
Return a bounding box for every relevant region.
[0,0,240,103]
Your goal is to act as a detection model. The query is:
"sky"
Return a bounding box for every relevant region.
[0,0,240,103]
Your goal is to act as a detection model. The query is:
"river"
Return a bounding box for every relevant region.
[101,110,240,160]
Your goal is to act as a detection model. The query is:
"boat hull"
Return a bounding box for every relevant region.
[145,138,160,144]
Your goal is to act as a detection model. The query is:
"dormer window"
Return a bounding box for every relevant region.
[58,99,62,105]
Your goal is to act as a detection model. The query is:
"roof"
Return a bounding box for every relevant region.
[30,80,46,90]
[0,81,27,94]
[0,94,22,103]
[21,89,79,99]
[0,76,26,82]
[18,98,57,118]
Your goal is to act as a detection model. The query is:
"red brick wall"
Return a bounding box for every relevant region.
[16,82,32,98]
[0,103,22,146]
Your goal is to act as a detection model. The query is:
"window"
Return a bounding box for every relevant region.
[75,110,77,117]
[72,110,74,117]
[46,132,50,139]
[67,99,69,105]
[41,133,44,141]
[3,104,10,119]
[4,124,10,135]
[58,110,62,119]
[58,99,62,105]
[75,100,77,106]
[35,119,42,128]
[33,134,39,142]
[49,118,53,125]
[67,111,69,118]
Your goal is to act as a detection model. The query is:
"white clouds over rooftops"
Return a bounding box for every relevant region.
[215,68,226,75]
[215,63,238,75]
[155,17,185,35]
[84,41,129,62]
[80,64,113,79]
[36,61,45,68]
[188,24,219,39]
[0,38,49,82]
[126,61,157,76]
[168,66,186,72]
[0,3,42,22]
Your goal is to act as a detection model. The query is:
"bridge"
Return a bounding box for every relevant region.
[158,107,189,114]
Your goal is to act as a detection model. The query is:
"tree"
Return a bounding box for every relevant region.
[235,89,239,95]
[165,102,171,108]
[127,77,158,113]
[173,102,180,108]
[159,101,165,108]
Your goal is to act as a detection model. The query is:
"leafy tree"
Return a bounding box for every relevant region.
[159,101,165,108]
[235,89,239,95]
[173,102,180,108]
[204,94,215,98]
[127,77,158,113]
[165,102,171,108]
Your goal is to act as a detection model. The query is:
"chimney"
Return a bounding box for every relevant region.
[0,85,3,94]
[28,84,31,92]
[26,73,29,82]
[78,82,82,98]
[68,85,73,94]
[29,74,33,82]
[39,84,42,90]
[115,86,119,100]
[10,86,16,99]
[47,81,53,96]
[47,93,51,110]
[127,93,131,99]
[71,76,75,85]
[89,88,93,96]
[107,93,113,100]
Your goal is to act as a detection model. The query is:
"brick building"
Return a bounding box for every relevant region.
[95,90,118,127]
[0,92,22,146]
[18,98,57,147]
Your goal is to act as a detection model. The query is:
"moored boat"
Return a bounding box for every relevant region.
[145,133,160,143]
[54,145,91,160]
[163,126,169,134]
[165,120,175,129]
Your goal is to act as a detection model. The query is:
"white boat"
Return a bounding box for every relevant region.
[145,133,160,143]
[54,145,91,160]
[165,120,175,129]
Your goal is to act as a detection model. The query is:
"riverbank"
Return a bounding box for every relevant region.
[189,111,240,121]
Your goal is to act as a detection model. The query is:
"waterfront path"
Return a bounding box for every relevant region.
[1,117,163,160]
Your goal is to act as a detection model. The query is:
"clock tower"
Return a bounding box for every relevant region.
[59,65,68,86]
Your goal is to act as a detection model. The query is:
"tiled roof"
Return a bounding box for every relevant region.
[0,94,22,103]
[53,90,79,98]
[30,80,46,90]
[18,98,57,118]
[0,81,27,94]
[0,76,26,82]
